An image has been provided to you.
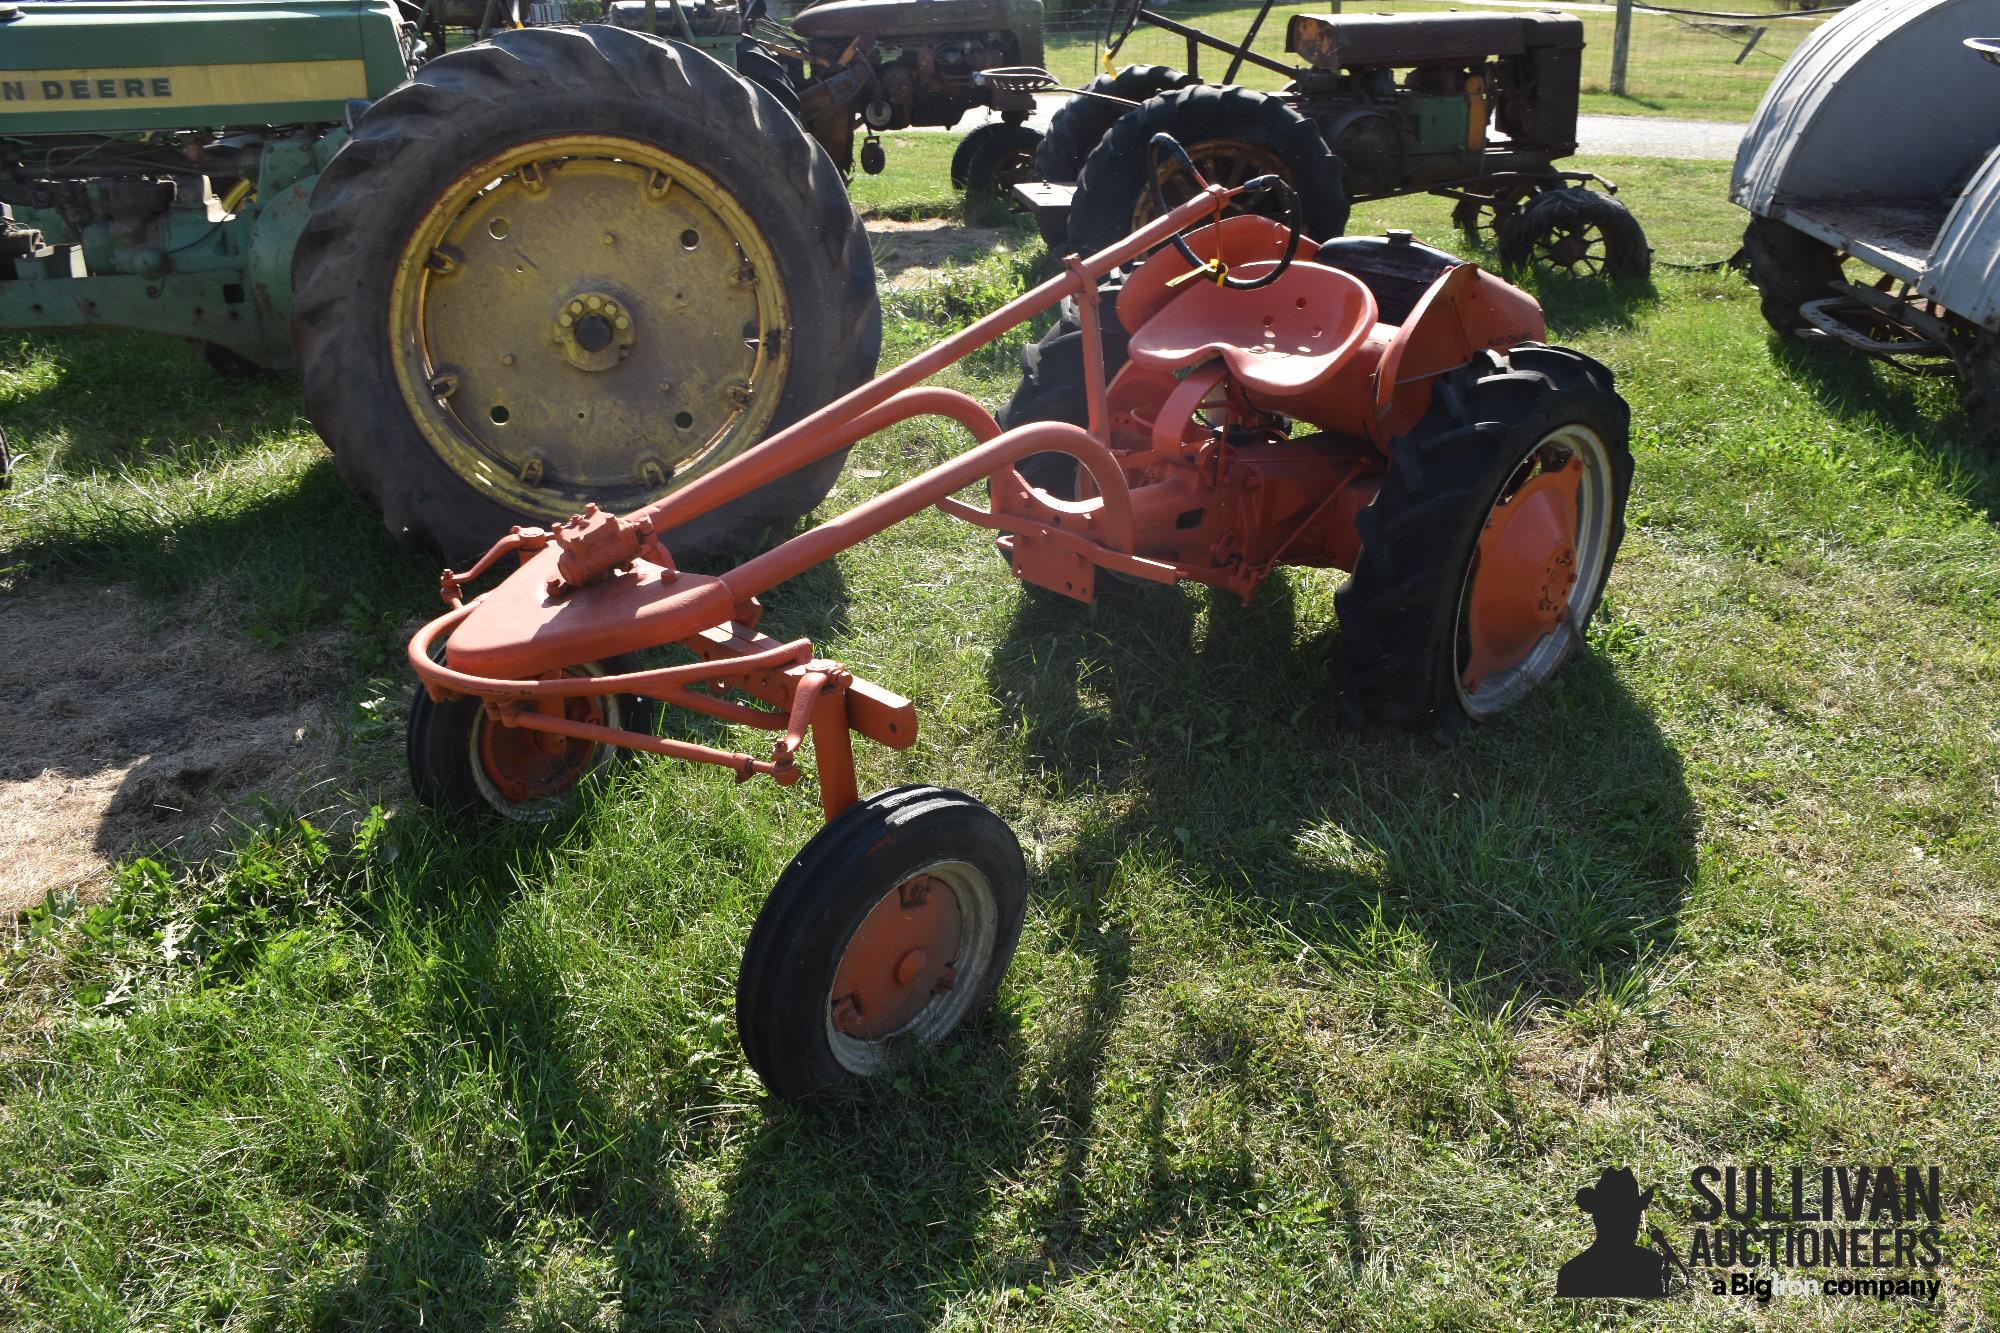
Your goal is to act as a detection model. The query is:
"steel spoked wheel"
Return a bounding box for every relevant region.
[1454,423,1616,719]
[389,135,789,525]
[1129,137,1292,230]
[408,662,650,822]
[737,786,1028,1104]
[1450,184,1533,250]
[1496,187,1651,282]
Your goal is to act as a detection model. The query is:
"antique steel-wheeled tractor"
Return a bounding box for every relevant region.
[1734,0,2000,451]
[1,3,880,561]
[403,138,1634,1101]
[1014,5,1651,283]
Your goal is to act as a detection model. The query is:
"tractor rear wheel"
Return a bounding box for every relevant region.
[997,276,1128,495]
[1034,65,1200,186]
[293,26,880,564]
[1063,84,1348,260]
[1741,215,1841,337]
[1332,345,1632,730]
[736,786,1027,1103]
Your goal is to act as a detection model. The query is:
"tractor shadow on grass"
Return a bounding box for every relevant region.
[986,568,1698,1020]
[1767,338,2000,519]
[0,330,303,476]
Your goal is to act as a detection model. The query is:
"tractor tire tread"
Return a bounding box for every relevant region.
[293,25,878,562]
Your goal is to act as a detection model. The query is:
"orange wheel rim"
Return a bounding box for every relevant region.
[829,874,964,1041]
[1462,451,1584,693]
[476,690,607,804]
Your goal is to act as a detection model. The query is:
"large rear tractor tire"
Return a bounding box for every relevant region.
[1033,65,1199,187]
[1332,345,1633,731]
[1741,215,1841,338]
[293,25,880,564]
[1062,84,1348,261]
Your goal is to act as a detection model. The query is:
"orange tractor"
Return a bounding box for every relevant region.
[404,138,1632,1102]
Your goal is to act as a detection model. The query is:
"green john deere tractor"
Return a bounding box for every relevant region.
[0,0,880,560]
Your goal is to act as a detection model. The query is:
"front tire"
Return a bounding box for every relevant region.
[406,662,657,822]
[293,25,880,564]
[736,786,1028,1104]
[1741,215,1840,337]
[1496,188,1651,282]
[1332,346,1633,730]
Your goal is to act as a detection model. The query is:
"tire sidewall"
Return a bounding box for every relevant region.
[296,29,878,560]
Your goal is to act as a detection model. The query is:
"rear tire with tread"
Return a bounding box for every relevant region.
[1064,84,1348,260]
[1741,215,1841,337]
[1332,345,1633,730]
[293,26,880,564]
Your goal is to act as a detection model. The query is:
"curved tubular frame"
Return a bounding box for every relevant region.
[411,180,1259,823]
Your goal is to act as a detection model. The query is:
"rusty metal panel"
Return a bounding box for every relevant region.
[1733,0,2000,214]
[1919,147,2000,330]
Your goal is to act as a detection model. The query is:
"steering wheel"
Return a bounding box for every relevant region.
[1104,0,1143,61]
[1146,133,1303,291]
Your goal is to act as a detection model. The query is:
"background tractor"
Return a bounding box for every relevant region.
[1015,5,1651,283]
[602,0,1047,204]
[1,1,880,561]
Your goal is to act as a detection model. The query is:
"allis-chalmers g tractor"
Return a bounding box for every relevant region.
[402,142,1634,1101]
[0,2,884,561]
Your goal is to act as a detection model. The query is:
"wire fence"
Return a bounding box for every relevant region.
[1037,1,1840,122]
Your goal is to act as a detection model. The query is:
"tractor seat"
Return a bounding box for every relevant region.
[1125,260,1379,401]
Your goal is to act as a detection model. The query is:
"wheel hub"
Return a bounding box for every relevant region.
[829,874,963,1041]
[477,693,606,804]
[1462,455,1583,691]
[553,291,636,371]
[389,135,790,522]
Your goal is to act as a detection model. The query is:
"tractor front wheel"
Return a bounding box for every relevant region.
[1332,345,1632,730]
[293,26,880,564]
[1741,215,1841,337]
[406,662,656,822]
[1496,188,1650,282]
[736,786,1027,1103]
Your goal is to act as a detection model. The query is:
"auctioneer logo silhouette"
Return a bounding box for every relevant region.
[1556,1167,1691,1299]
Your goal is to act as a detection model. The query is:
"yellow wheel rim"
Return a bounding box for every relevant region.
[389,134,791,522]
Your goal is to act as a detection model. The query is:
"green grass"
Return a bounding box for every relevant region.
[4,140,2000,1328]
[1043,0,1826,123]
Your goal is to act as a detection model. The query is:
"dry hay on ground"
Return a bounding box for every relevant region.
[0,583,350,914]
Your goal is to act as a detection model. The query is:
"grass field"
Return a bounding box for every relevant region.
[4,138,1999,1329]
[1042,0,1826,123]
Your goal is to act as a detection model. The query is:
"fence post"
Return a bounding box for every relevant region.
[1610,0,1633,96]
